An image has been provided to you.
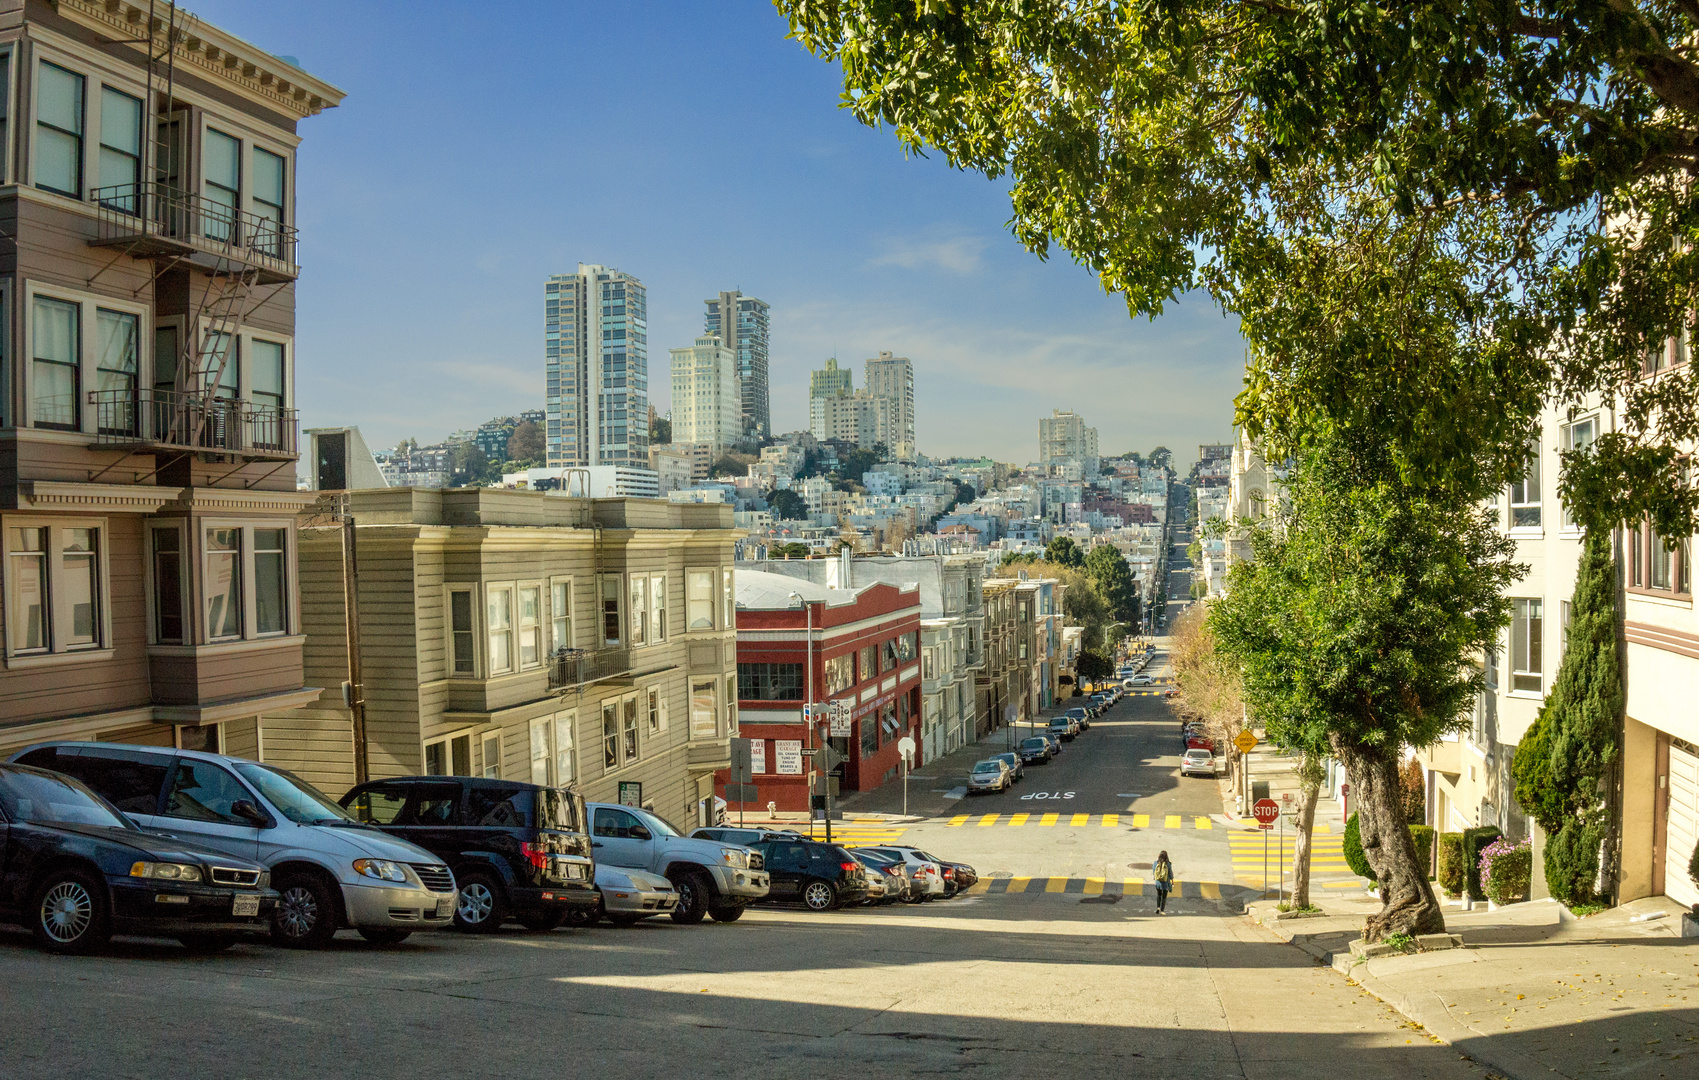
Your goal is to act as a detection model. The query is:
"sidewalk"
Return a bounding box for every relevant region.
[1246,893,1698,1080]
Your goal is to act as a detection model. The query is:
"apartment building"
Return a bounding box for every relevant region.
[545,264,649,470]
[1038,410,1099,467]
[0,3,342,755]
[265,488,741,827]
[669,334,738,454]
[864,351,915,460]
[703,290,769,440]
[978,579,1021,738]
[727,569,922,811]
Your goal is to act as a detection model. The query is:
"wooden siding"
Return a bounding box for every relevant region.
[96,721,173,747]
[223,716,261,761]
[148,641,305,706]
[259,710,356,796]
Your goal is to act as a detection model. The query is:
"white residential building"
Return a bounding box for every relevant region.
[670,335,740,454]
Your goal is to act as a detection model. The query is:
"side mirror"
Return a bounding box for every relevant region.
[629,825,652,841]
[231,800,270,827]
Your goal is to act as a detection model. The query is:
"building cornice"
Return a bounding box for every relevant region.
[11,481,185,513]
[53,0,347,118]
[176,487,324,513]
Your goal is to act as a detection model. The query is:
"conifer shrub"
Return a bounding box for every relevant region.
[1462,825,1502,901]
[1436,832,1465,897]
[1343,812,1375,881]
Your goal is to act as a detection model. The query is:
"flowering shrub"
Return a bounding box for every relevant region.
[1479,836,1533,905]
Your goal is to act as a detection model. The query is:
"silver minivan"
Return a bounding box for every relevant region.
[11,742,457,948]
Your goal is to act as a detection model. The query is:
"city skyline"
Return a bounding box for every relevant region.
[178,1,1243,468]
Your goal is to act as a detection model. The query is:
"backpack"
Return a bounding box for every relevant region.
[1153,860,1172,885]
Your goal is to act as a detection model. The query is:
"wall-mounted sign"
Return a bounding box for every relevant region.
[775,740,803,775]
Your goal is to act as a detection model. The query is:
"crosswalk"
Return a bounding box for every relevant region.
[968,876,1256,902]
[1227,832,1358,888]
[943,812,1334,831]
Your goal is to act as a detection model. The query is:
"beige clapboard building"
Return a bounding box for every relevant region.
[265,488,741,826]
[0,2,342,756]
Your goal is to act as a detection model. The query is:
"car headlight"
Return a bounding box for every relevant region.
[720,848,746,869]
[352,859,409,883]
[130,861,202,882]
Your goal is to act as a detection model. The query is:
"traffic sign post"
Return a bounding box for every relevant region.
[897,736,916,817]
[1253,798,1280,899]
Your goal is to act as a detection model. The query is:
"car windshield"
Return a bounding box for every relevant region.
[973,761,1001,773]
[631,807,681,837]
[1022,738,1047,749]
[0,767,132,830]
[234,763,355,825]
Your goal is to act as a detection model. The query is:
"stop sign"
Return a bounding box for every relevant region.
[1252,798,1280,829]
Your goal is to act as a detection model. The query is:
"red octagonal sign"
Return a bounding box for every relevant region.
[1252,798,1280,829]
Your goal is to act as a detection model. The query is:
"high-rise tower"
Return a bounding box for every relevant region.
[546,264,649,468]
[704,290,770,439]
[864,351,915,459]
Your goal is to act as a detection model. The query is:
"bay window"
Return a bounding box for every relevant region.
[5,521,108,656]
[1509,599,1543,694]
[32,296,79,430]
[151,526,185,644]
[518,585,542,668]
[690,680,719,739]
[253,147,286,256]
[551,578,572,651]
[448,586,476,675]
[600,575,622,647]
[554,711,576,784]
[94,309,138,436]
[486,585,513,674]
[629,575,648,646]
[649,574,666,642]
[603,702,619,769]
[622,696,639,762]
[686,569,714,630]
[254,528,287,635]
[530,719,550,786]
[204,528,241,640]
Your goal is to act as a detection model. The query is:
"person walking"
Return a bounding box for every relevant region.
[1152,850,1174,913]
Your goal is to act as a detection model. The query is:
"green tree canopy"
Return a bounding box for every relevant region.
[506,421,544,464]
[1085,543,1139,626]
[770,488,808,521]
[1044,536,1085,569]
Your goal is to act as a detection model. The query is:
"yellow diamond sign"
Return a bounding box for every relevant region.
[1233,730,1259,754]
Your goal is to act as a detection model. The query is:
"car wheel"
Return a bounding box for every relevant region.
[708,902,745,923]
[605,913,645,927]
[453,871,507,933]
[563,905,599,928]
[668,869,711,925]
[357,928,413,945]
[176,934,241,954]
[32,869,112,954]
[272,872,340,949]
[518,909,568,932]
[801,879,838,912]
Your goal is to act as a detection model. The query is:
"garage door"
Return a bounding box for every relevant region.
[1666,741,1699,909]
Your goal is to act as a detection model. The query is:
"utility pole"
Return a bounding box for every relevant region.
[338,502,369,784]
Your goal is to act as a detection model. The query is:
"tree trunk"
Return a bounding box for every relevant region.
[1333,737,1446,940]
[1291,778,1320,909]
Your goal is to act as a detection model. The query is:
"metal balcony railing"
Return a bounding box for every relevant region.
[547,646,633,690]
[88,388,298,460]
[90,182,298,282]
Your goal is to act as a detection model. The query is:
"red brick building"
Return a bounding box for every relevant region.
[721,570,923,813]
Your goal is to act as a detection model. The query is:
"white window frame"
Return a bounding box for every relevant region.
[1559,416,1598,532]
[646,685,666,735]
[599,573,623,648]
[22,280,150,433]
[686,569,715,631]
[602,699,620,772]
[445,584,479,678]
[517,581,543,670]
[722,567,734,630]
[486,583,515,676]
[0,48,15,187]
[549,575,573,654]
[195,110,296,231]
[423,728,477,776]
[554,709,577,786]
[649,573,666,643]
[629,573,649,647]
[1509,598,1543,696]
[621,691,640,764]
[197,519,294,644]
[529,717,551,786]
[2,516,112,660]
[33,57,84,199]
[480,732,501,779]
[1507,442,1541,531]
[144,518,189,646]
[689,679,719,740]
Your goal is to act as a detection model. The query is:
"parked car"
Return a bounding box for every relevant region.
[1048,717,1076,743]
[860,846,947,901]
[340,776,595,933]
[1017,736,1053,765]
[745,838,868,911]
[586,801,769,924]
[1064,707,1091,731]
[592,864,678,926]
[1186,734,1216,753]
[1129,674,1155,686]
[1180,748,1217,778]
[850,849,910,903]
[12,742,455,948]
[0,763,277,954]
[936,859,978,894]
[968,759,1013,794]
[991,752,1025,783]
[1041,731,1064,755]
[691,827,806,846]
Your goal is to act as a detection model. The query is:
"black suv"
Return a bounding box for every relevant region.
[341,777,594,932]
[745,838,869,912]
[0,763,276,953]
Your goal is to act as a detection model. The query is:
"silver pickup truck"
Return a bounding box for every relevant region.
[585,802,768,923]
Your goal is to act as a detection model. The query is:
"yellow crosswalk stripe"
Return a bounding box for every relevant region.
[1070,813,1090,826]
[1164,814,1181,828]
[1101,813,1119,826]
[978,814,1000,826]
[1006,876,1031,893]
[1315,824,1333,834]
[1009,812,1030,826]
[964,881,989,895]
[1133,814,1150,827]
[1322,880,1364,889]
[1195,816,1213,830]
[1044,876,1067,893]
[1200,881,1220,899]
[1040,812,1059,826]
[948,815,969,826]
[1083,877,1104,896]
[1123,878,1144,896]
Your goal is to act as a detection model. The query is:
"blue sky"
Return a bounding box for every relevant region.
[193,1,1246,465]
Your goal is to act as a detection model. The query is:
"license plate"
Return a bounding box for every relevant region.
[232,894,260,917]
[437,897,455,917]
